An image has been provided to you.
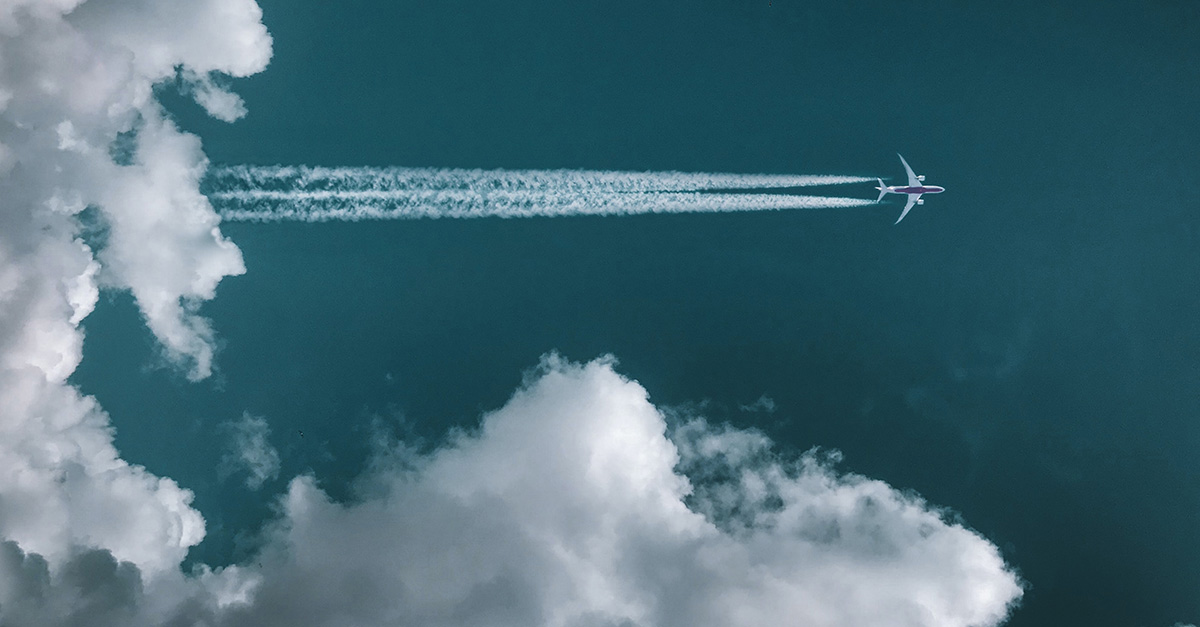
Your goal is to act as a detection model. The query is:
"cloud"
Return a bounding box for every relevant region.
[0,0,270,589]
[0,539,261,627]
[182,70,249,123]
[219,413,281,490]
[0,541,144,627]
[738,393,777,413]
[93,110,247,380]
[0,355,1021,626]
[215,355,1022,627]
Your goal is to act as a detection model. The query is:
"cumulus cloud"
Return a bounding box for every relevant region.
[0,355,1022,626]
[0,0,270,590]
[215,355,1022,627]
[219,413,281,490]
[0,539,263,627]
[0,540,144,627]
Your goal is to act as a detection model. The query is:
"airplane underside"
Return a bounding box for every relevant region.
[875,154,943,224]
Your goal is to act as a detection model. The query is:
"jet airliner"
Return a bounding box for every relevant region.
[875,154,944,224]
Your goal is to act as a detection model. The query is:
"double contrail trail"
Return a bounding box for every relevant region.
[206,166,876,222]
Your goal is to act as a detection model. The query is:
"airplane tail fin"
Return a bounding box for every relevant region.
[874,178,888,203]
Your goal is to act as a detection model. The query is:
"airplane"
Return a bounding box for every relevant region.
[874,154,944,224]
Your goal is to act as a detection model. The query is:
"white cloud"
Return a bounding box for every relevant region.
[0,369,205,577]
[93,109,246,380]
[220,413,281,490]
[214,355,1022,627]
[0,0,270,589]
[0,355,1022,626]
[183,70,249,122]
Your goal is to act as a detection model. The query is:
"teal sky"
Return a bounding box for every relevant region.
[70,1,1200,625]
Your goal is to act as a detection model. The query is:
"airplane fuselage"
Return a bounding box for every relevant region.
[887,185,944,195]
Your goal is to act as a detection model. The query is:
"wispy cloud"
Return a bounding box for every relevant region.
[738,394,777,413]
[219,413,281,491]
[182,70,250,123]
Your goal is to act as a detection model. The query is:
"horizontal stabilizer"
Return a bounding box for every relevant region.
[875,178,888,203]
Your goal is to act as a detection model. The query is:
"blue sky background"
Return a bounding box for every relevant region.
[68,1,1199,625]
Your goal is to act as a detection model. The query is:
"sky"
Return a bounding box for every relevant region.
[1,1,1198,626]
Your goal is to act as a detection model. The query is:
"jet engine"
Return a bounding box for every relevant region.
[917,175,925,181]
[916,198,924,205]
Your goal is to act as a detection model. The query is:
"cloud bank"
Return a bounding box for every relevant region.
[2,356,1023,626]
[0,0,269,584]
[219,356,1022,627]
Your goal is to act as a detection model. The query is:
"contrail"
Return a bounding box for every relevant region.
[206,166,876,222]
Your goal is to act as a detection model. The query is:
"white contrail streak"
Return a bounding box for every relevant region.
[207,166,876,222]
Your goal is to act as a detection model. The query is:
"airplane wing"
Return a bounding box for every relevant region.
[898,154,921,188]
[895,194,920,224]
